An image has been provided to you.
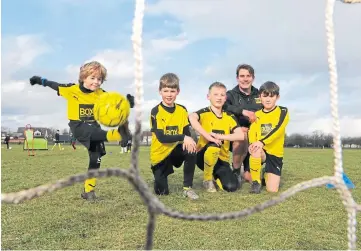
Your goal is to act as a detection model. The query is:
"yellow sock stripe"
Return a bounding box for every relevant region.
[249,156,262,183]
[215,179,223,191]
[203,146,220,181]
[84,178,97,193]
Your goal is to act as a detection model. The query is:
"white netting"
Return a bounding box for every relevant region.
[1,0,360,250]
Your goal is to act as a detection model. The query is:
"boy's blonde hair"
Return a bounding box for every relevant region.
[78,61,107,84]
[208,81,227,92]
[159,73,180,91]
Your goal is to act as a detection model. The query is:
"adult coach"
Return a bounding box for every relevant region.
[223,64,262,185]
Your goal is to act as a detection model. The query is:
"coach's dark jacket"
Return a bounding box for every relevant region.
[223,85,262,128]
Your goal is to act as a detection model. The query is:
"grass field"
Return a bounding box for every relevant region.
[1,144,360,250]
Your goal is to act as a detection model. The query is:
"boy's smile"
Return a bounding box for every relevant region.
[207,86,227,109]
[83,72,102,91]
[260,93,279,111]
[159,87,179,107]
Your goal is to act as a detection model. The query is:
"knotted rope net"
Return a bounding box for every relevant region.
[2,0,360,250]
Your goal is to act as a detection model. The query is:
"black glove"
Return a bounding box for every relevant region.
[118,123,131,143]
[30,76,46,86]
[126,94,135,108]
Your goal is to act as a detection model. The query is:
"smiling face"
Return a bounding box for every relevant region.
[78,61,107,91]
[207,85,227,109]
[260,92,279,111]
[258,81,280,111]
[237,69,254,92]
[82,72,103,91]
[159,87,179,107]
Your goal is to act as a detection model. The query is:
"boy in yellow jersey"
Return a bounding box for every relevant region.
[248,81,289,193]
[189,82,244,193]
[29,61,134,200]
[150,73,199,200]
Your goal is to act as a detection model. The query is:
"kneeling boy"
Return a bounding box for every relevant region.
[248,81,290,193]
[150,73,199,199]
[189,82,244,192]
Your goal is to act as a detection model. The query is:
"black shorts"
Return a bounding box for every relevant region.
[151,144,184,178]
[69,120,105,149]
[54,140,61,144]
[263,151,283,176]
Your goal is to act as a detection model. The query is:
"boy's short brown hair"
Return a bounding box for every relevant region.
[79,61,107,84]
[159,73,180,91]
[208,81,227,92]
[259,81,280,97]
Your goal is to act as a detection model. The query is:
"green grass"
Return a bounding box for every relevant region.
[1,144,361,250]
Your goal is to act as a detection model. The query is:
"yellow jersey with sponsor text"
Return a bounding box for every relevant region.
[58,84,105,122]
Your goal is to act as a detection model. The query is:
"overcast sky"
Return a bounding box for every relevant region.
[1,0,360,137]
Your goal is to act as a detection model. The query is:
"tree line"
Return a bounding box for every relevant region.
[285,130,361,148]
[141,129,360,148]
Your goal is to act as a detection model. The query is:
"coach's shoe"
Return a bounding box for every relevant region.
[250,181,262,194]
[183,188,199,200]
[81,190,97,200]
[203,180,217,193]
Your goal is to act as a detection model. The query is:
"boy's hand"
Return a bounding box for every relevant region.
[183,135,197,153]
[206,133,222,146]
[126,94,135,108]
[249,141,264,154]
[242,110,256,123]
[29,76,43,86]
[210,132,224,141]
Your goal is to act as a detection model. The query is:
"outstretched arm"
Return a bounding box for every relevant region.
[29,76,73,93]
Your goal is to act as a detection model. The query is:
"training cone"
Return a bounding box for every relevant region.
[326,173,355,189]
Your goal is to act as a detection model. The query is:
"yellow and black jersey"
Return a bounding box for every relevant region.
[150,102,190,166]
[196,107,239,163]
[248,106,290,157]
[57,84,106,122]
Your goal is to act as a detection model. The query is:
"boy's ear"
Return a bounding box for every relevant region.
[277,95,280,101]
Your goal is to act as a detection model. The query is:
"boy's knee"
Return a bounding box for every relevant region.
[266,187,279,193]
[154,180,169,195]
[250,149,262,158]
[186,151,197,157]
[205,145,221,155]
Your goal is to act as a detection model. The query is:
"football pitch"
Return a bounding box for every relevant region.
[1,144,360,250]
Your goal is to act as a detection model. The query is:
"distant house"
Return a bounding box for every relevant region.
[17,127,52,139]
